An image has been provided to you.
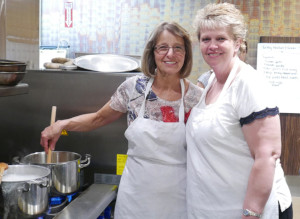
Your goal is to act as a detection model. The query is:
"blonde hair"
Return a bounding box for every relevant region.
[239,40,248,53]
[193,3,247,42]
[141,21,193,78]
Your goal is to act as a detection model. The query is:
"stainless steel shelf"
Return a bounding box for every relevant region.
[0,83,29,97]
[54,184,117,219]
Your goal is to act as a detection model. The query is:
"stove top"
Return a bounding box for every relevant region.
[0,188,81,219]
[0,183,116,219]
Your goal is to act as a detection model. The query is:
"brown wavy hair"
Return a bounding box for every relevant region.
[141,21,193,78]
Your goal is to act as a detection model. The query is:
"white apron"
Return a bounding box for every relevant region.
[186,59,278,219]
[114,77,187,219]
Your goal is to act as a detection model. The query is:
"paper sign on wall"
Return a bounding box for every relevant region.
[257,43,300,114]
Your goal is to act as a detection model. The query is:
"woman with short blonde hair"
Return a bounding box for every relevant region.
[187,3,292,219]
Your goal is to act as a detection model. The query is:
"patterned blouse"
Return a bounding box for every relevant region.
[110,75,203,126]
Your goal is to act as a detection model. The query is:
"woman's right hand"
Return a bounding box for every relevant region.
[39,101,124,153]
[40,120,64,153]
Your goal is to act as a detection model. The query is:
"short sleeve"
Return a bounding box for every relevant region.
[197,71,211,87]
[234,65,278,122]
[110,75,138,113]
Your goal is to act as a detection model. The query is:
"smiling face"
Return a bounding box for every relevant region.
[199,26,240,74]
[154,30,186,77]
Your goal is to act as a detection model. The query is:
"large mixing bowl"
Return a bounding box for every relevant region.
[0,60,27,72]
[0,72,26,86]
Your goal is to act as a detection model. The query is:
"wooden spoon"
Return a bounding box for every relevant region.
[0,162,8,184]
[47,106,57,164]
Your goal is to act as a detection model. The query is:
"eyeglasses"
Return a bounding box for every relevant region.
[154,45,185,55]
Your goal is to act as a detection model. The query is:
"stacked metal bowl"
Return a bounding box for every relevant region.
[0,59,27,86]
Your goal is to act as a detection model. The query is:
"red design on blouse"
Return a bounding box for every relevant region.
[185,109,191,123]
[160,106,178,122]
[160,107,192,123]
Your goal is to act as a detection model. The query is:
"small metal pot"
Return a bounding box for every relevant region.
[21,151,91,195]
[1,165,50,216]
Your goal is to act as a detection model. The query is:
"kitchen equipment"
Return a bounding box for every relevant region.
[44,57,77,70]
[47,106,57,164]
[0,72,26,86]
[0,162,8,184]
[21,151,91,195]
[39,46,68,69]
[1,165,50,216]
[0,60,27,72]
[59,64,77,70]
[73,54,140,72]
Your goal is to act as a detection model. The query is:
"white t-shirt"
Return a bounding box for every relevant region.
[197,70,212,87]
[186,62,291,218]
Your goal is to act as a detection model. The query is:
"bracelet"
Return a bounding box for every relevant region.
[243,209,262,218]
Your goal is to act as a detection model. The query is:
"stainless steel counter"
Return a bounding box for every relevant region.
[54,184,117,219]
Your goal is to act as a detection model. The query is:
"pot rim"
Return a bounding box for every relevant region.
[21,151,82,165]
[2,164,51,183]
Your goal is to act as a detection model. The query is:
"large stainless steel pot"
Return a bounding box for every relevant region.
[1,165,50,216]
[21,151,91,195]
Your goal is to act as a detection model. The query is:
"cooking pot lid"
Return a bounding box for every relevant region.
[73,54,140,73]
[2,165,50,182]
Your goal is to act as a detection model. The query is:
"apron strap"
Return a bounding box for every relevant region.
[197,57,240,106]
[138,77,154,117]
[138,77,185,122]
[218,58,240,100]
[178,79,185,122]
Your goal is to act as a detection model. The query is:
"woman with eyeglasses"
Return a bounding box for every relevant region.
[40,21,202,219]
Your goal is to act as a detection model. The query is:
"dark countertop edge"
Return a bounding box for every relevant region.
[27,69,143,77]
[0,83,29,97]
[0,69,142,97]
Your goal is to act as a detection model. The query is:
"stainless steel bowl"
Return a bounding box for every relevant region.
[0,60,27,72]
[0,72,26,86]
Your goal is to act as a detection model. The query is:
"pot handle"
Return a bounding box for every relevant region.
[79,154,91,169]
[17,178,50,193]
[18,183,30,193]
[38,178,50,188]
